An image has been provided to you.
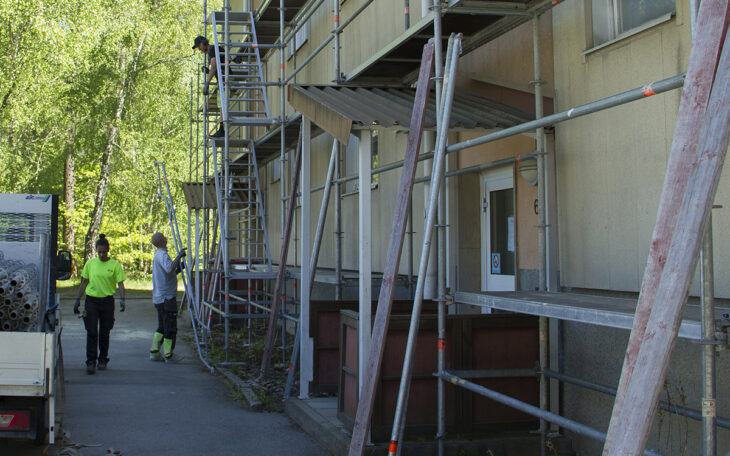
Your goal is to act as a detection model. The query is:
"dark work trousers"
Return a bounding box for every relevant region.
[83,295,115,365]
[154,297,177,351]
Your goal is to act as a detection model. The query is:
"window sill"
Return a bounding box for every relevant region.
[583,12,675,57]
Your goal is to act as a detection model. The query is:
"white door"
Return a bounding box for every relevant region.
[481,167,516,294]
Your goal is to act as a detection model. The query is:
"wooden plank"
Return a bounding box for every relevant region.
[259,126,303,378]
[604,28,730,455]
[289,85,353,145]
[348,42,434,456]
[605,0,730,445]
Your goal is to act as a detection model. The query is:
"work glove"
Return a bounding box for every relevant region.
[176,248,187,259]
[73,298,80,315]
[119,299,126,312]
[203,83,210,96]
[201,65,209,75]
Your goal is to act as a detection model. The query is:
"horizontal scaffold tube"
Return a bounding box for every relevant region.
[286,0,376,82]
[543,369,730,430]
[438,371,664,456]
[326,74,686,185]
[447,73,685,153]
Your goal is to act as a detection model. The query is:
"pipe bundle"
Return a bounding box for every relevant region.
[0,255,40,332]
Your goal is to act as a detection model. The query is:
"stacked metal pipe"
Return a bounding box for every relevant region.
[0,255,40,332]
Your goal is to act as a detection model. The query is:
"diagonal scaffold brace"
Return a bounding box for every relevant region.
[260,127,303,379]
[348,40,435,456]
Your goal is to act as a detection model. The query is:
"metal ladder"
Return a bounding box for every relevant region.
[154,161,214,372]
[211,10,277,128]
[211,138,273,273]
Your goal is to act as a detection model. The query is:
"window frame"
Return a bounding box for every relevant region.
[585,0,676,54]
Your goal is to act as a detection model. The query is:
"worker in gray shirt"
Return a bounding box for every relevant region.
[149,232,186,362]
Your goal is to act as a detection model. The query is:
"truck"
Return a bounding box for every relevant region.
[0,194,71,445]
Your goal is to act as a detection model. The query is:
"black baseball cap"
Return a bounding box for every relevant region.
[192,35,207,49]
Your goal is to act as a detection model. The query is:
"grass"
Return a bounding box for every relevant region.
[56,276,185,299]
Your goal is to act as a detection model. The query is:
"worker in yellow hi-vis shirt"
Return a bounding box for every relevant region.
[73,234,126,375]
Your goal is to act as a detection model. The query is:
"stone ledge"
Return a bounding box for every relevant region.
[285,397,349,456]
[216,366,263,411]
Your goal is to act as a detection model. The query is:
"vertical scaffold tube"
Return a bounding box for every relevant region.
[701,212,717,456]
[433,3,446,455]
[389,34,461,456]
[223,0,231,362]
[334,0,340,83]
[532,13,548,456]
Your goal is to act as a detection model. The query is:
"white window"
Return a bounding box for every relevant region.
[287,21,309,60]
[591,0,675,46]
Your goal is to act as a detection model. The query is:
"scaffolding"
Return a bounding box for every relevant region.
[175,0,730,455]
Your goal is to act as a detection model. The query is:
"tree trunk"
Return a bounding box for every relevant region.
[63,150,75,255]
[83,40,145,262]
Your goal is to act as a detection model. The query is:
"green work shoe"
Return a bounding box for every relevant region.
[149,350,163,362]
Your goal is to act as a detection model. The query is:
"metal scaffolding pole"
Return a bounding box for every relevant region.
[388,34,460,456]
[329,75,684,188]
[283,139,339,398]
[438,371,664,456]
[542,369,730,430]
[532,13,549,456]
[335,142,343,300]
[334,0,341,83]
[433,3,446,456]
[348,41,435,456]
[700,212,717,456]
[223,0,232,362]
[286,0,376,82]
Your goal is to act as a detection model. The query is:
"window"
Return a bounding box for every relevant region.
[287,21,309,60]
[591,0,675,46]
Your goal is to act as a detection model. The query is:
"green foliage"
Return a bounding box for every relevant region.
[0,0,207,275]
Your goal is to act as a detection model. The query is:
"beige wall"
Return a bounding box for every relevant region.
[261,128,429,276]
[256,1,552,290]
[553,0,730,298]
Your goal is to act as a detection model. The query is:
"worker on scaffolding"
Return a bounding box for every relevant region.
[149,232,185,363]
[193,35,229,138]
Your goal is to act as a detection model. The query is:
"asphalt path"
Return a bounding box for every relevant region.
[1,294,324,456]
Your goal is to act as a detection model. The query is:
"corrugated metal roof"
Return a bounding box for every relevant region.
[289,85,532,137]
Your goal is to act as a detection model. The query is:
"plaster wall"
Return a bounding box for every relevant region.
[553,0,730,298]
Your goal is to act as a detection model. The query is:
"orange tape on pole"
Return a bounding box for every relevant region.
[388,441,398,454]
[438,338,446,351]
[334,14,339,22]
[642,84,656,96]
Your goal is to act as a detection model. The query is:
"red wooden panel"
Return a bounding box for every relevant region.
[345,325,358,370]
[472,326,538,369]
[472,377,540,423]
[344,372,358,417]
